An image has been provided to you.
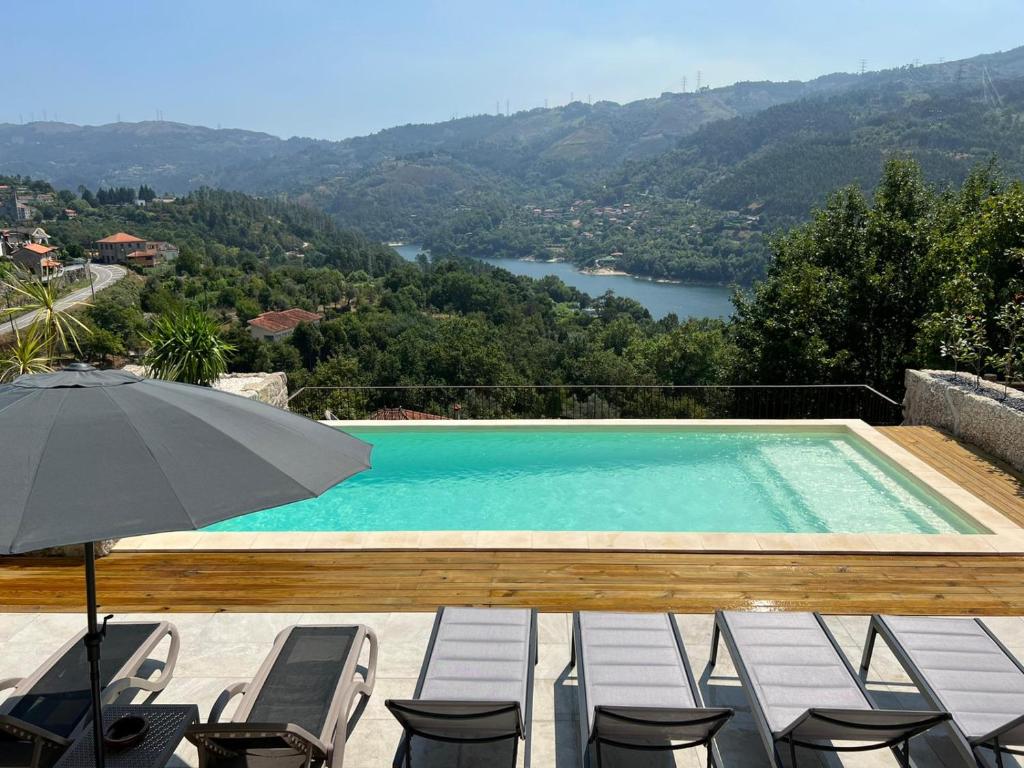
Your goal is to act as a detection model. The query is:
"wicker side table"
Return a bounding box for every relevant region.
[54,704,200,768]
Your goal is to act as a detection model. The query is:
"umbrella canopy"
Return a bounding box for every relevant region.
[0,363,372,766]
[0,363,371,553]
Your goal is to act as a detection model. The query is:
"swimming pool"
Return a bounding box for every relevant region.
[206,425,983,535]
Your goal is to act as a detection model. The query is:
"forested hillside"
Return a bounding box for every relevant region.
[4,46,1024,285]
[440,50,1024,284]
[42,187,400,276]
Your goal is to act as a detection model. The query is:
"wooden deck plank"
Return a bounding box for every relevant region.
[879,426,1024,526]
[2,550,1024,615]
[2,425,1023,615]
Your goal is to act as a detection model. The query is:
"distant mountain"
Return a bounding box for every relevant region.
[607,47,1024,221]
[4,45,1024,278]
[426,48,1024,284]
[0,65,896,217]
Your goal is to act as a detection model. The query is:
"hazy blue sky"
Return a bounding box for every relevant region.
[8,1,1023,139]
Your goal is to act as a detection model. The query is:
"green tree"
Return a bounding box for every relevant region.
[0,325,53,382]
[1,274,91,360]
[143,308,235,386]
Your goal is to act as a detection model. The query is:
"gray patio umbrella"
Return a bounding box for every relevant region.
[0,363,372,767]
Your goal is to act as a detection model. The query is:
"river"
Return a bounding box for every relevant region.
[393,245,734,319]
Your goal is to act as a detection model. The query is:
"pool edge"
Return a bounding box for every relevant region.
[116,419,1024,556]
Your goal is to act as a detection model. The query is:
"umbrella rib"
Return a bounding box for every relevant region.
[0,387,34,416]
[147,384,329,499]
[9,390,66,553]
[100,387,192,523]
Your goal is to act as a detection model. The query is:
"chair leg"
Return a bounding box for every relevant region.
[709,622,721,667]
[859,623,878,677]
[894,739,911,768]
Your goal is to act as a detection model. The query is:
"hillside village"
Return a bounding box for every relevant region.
[1,180,180,288]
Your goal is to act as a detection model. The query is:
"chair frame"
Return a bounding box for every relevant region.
[570,611,731,768]
[387,606,538,768]
[0,621,179,768]
[861,614,1024,768]
[187,623,377,768]
[710,610,948,768]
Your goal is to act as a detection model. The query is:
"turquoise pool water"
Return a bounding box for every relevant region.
[207,428,980,534]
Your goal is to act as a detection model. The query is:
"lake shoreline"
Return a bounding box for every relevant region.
[515,255,735,288]
[391,244,735,319]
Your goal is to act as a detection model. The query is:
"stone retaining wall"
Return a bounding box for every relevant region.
[903,369,1024,473]
[122,367,289,409]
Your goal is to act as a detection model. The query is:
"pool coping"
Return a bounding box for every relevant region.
[115,419,1024,556]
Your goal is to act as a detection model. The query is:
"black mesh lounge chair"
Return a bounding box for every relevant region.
[0,621,180,768]
[861,614,1024,768]
[386,607,538,768]
[186,624,378,768]
[710,610,949,768]
[571,612,733,768]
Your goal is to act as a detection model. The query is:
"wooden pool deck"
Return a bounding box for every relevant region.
[2,426,1024,615]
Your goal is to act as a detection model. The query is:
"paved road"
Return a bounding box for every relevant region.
[5,263,126,333]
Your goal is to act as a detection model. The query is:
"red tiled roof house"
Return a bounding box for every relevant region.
[9,242,60,275]
[96,233,179,266]
[247,308,323,342]
[95,232,146,264]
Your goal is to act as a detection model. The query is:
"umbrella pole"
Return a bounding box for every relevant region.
[84,541,106,768]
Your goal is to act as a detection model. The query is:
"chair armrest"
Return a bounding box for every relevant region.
[0,713,72,751]
[149,623,181,691]
[100,623,182,702]
[209,682,249,724]
[355,626,378,698]
[328,627,379,768]
[187,722,328,759]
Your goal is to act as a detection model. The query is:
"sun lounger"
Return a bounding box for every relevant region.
[186,624,377,768]
[386,607,538,768]
[710,610,949,767]
[571,611,732,767]
[861,614,1024,767]
[0,621,179,768]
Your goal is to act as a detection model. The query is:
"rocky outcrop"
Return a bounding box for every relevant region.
[122,366,289,409]
[213,372,289,409]
[36,540,118,558]
[904,369,1024,473]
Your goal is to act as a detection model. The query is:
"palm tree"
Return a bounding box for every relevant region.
[0,325,54,382]
[1,274,91,360]
[143,308,235,386]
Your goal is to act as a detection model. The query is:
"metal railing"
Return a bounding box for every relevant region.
[287,384,903,425]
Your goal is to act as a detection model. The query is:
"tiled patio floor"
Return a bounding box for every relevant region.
[2,611,1021,767]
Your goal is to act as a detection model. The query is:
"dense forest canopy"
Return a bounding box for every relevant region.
[4,156,1024,404]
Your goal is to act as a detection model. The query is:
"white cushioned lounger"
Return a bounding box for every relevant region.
[386,607,538,768]
[711,611,949,768]
[862,614,1024,766]
[572,612,731,768]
